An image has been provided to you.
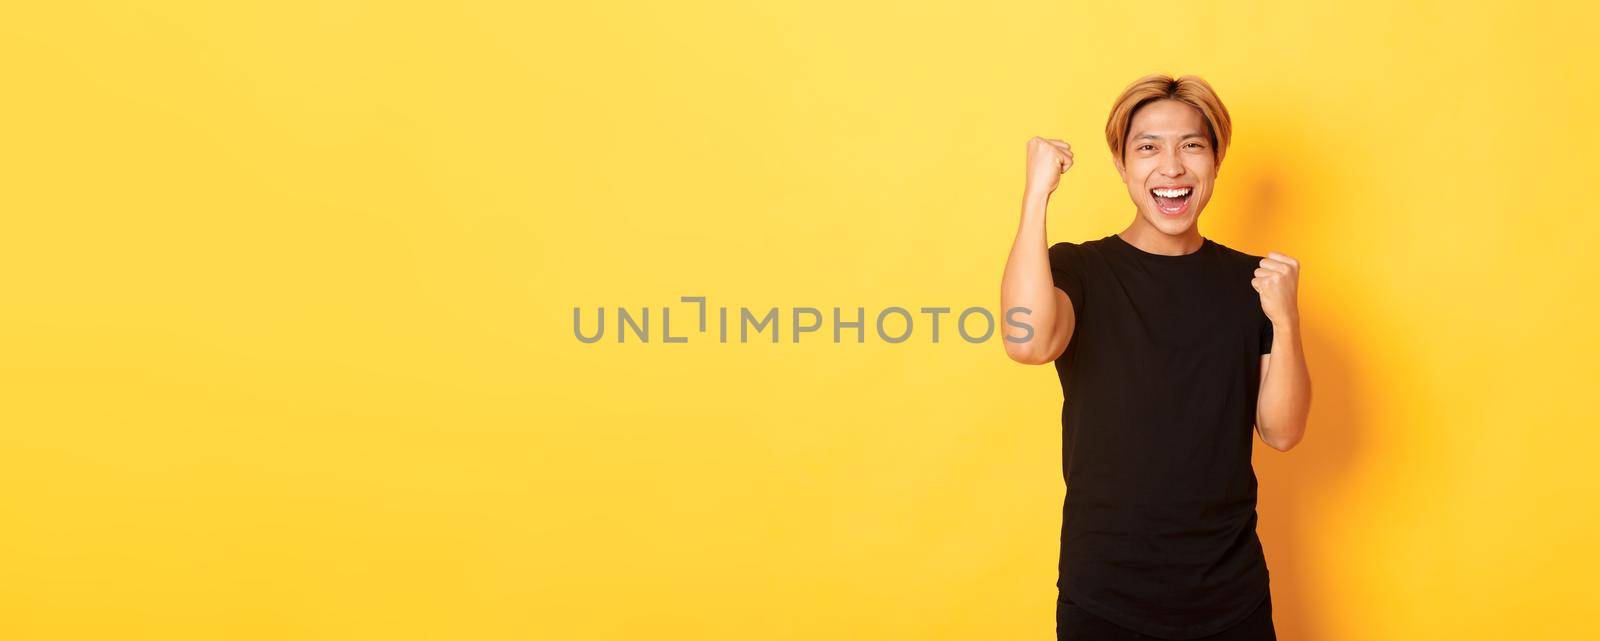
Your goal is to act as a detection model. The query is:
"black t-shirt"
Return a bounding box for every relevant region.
[1048,233,1274,640]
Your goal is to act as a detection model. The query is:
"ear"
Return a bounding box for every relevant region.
[1112,154,1127,182]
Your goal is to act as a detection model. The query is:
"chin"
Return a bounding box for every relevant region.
[1145,209,1197,236]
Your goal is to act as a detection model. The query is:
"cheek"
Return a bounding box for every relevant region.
[1126,167,1155,192]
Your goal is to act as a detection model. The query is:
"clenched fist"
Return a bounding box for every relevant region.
[1252,252,1301,326]
[1025,136,1074,200]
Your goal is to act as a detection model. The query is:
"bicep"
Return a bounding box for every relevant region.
[1044,286,1076,362]
[1255,353,1271,438]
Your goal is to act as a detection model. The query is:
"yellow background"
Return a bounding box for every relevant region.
[3,2,1597,639]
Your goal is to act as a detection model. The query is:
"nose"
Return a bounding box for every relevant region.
[1160,147,1185,177]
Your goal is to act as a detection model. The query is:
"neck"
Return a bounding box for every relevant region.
[1118,218,1203,256]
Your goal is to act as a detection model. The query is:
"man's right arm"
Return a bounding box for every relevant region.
[1001,136,1076,365]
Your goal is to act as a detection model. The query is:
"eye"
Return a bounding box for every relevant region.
[1137,144,1154,151]
[1184,142,1205,149]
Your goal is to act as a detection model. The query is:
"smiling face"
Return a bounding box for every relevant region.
[1114,99,1218,238]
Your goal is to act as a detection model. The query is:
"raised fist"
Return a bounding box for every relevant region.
[1025,136,1074,199]
[1252,251,1301,325]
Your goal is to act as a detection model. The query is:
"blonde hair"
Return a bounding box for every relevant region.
[1105,74,1232,168]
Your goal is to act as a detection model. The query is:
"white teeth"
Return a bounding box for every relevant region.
[1152,187,1192,198]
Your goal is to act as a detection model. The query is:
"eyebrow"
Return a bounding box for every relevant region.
[1132,132,1207,141]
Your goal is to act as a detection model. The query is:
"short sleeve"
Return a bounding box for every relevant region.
[1048,241,1086,319]
[1259,318,1274,355]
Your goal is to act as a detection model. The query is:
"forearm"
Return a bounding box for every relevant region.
[1000,192,1059,363]
[1257,317,1311,451]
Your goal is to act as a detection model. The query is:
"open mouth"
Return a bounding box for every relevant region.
[1150,187,1193,216]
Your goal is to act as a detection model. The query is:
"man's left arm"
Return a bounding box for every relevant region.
[1252,252,1312,452]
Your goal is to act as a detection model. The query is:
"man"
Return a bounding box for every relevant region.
[999,74,1313,640]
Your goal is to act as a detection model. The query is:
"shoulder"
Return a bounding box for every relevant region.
[1048,239,1084,264]
[1050,236,1112,260]
[1209,239,1265,269]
